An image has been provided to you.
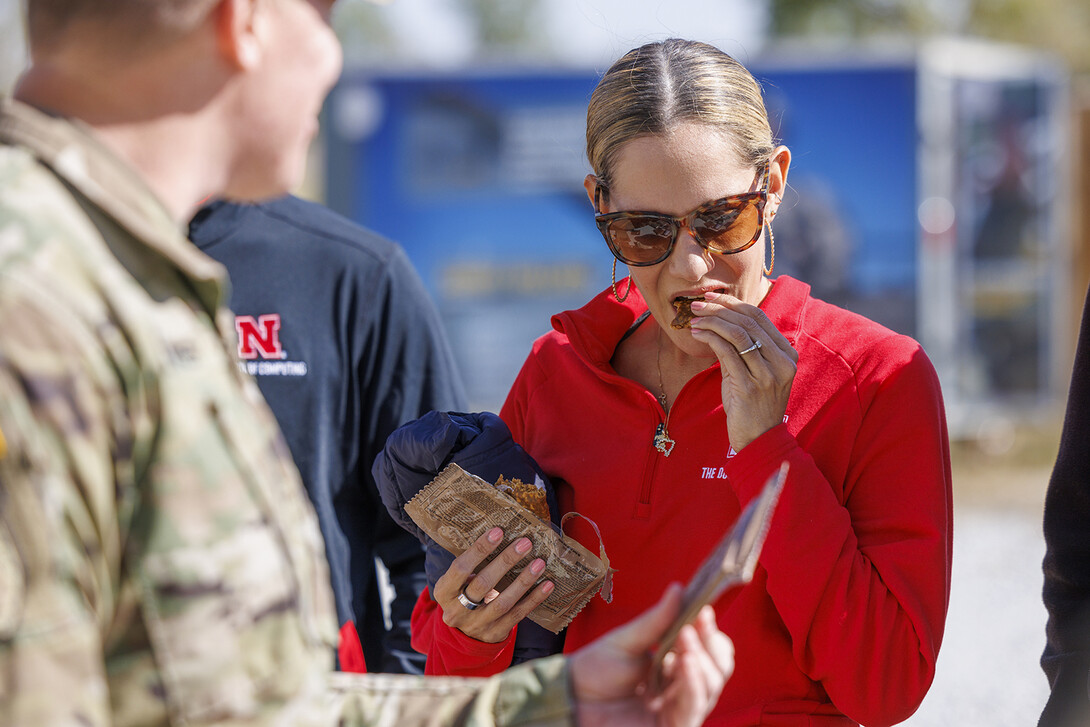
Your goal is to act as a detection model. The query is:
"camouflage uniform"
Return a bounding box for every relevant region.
[0,97,572,727]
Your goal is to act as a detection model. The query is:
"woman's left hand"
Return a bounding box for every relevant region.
[689,294,798,452]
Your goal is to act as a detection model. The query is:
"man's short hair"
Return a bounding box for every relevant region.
[26,0,219,54]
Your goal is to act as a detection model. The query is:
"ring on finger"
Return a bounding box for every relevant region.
[738,339,763,356]
[457,586,483,611]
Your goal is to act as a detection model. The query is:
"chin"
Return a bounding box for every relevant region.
[682,335,718,359]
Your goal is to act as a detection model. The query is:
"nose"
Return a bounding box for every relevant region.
[667,225,714,281]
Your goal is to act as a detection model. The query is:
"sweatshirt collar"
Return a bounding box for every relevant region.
[550,284,649,367]
[757,275,809,346]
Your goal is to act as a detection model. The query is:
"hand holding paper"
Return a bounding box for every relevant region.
[649,461,788,691]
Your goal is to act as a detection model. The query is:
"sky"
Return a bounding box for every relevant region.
[364,0,768,69]
[0,0,768,90]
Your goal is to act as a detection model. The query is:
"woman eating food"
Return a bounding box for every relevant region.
[410,38,953,727]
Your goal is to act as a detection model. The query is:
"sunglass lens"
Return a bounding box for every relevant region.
[693,201,760,253]
[608,216,675,264]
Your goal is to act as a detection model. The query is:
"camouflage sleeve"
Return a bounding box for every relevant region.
[326,654,574,727]
[0,277,128,727]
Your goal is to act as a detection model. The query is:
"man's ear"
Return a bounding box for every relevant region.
[215,0,262,70]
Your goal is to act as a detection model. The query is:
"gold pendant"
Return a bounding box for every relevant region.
[653,423,675,457]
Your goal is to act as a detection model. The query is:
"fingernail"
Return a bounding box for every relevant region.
[488,527,503,543]
[690,300,706,310]
[542,581,554,594]
[530,558,545,575]
[516,538,532,554]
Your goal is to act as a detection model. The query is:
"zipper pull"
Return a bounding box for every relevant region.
[653,423,675,457]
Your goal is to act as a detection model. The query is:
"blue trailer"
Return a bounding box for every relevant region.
[323,39,1069,436]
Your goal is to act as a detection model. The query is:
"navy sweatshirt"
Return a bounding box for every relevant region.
[1041,282,1090,726]
[189,196,467,673]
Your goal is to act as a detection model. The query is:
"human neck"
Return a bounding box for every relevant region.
[658,326,717,382]
[15,60,227,224]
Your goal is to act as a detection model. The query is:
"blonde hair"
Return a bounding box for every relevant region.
[586,39,775,193]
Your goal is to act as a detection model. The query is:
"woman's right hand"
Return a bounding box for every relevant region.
[433,527,555,643]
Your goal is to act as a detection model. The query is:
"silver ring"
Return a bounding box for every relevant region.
[457,588,482,611]
[738,339,763,356]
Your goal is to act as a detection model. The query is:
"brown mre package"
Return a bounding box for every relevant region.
[404,462,612,633]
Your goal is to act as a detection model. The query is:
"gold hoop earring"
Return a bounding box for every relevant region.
[612,259,632,303]
[764,223,776,277]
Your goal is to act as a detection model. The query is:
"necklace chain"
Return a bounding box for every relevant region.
[653,330,675,457]
[655,331,669,410]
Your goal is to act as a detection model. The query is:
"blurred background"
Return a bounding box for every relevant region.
[3,0,1089,724]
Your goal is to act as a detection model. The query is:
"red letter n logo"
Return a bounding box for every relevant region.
[235,314,285,360]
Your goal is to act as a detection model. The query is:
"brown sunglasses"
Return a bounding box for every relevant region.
[594,163,769,267]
